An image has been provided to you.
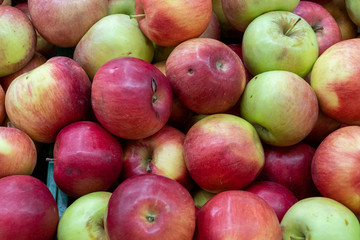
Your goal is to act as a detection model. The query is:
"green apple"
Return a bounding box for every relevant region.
[57,191,112,240]
[345,0,360,26]
[221,0,300,32]
[108,0,135,15]
[240,70,319,147]
[242,11,319,78]
[192,188,216,209]
[281,197,360,240]
[73,14,154,79]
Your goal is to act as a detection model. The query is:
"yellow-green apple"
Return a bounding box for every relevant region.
[323,0,358,40]
[345,0,360,26]
[240,70,319,146]
[293,1,342,55]
[245,181,298,222]
[242,11,319,78]
[194,190,282,239]
[312,126,360,215]
[5,56,92,143]
[121,125,193,190]
[199,12,221,40]
[105,174,196,240]
[108,0,135,15]
[91,57,172,140]
[0,85,4,124]
[0,126,37,178]
[311,38,360,125]
[191,187,217,211]
[0,5,36,77]
[53,121,123,198]
[281,197,360,240]
[166,38,246,114]
[133,0,212,47]
[0,52,46,92]
[28,0,108,47]
[0,175,59,240]
[303,109,341,147]
[73,14,154,79]
[303,0,331,3]
[258,143,318,200]
[221,0,300,32]
[184,114,264,193]
[57,191,112,240]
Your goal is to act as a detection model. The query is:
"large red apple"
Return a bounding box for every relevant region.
[245,180,298,222]
[91,57,172,140]
[258,143,319,200]
[184,114,264,193]
[121,125,193,190]
[28,0,108,47]
[53,121,123,198]
[5,56,92,143]
[166,38,246,114]
[134,0,212,47]
[312,125,360,215]
[0,175,59,240]
[293,1,342,55]
[105,174,196,240]
[194,190,282,239]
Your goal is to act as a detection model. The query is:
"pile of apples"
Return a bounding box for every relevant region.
[1,0,360,239]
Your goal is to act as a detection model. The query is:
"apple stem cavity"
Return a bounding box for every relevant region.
[152,78,157,104]
[129,14,145,19]
[285,17,302,36]
[145,214,156,223]
[312,24,324,32]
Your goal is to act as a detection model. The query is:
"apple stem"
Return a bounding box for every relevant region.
[312,25,324,32]
[285,17,302,36]
[46,158,56,162]
[130,14,145,19]
[6,122,16,128]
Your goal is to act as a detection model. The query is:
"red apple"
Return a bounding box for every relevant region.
[0,52,46,92]
[194,190,282,239]
[312,125,360,215]
[166,38,246,114]
[199,11,221,40]
[184,114,264,193]
[121,125,193,190]
[0,175,59,240]
[245,180,298,222]
[0,126,37,178]
[134,0,212,47]
[28,0,108,47]
[91,57,172,140]
[53,121,123,198]
[293,1,342,55]
[258,143,319,200]
[227,43,253,84]
[5,56,92,143]
[105,174,196,240]
[0,5,36,77]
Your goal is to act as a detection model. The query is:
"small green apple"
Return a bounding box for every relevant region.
[345,0,360,26]
[108,0,135,15]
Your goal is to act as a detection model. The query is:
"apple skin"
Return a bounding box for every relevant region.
[312,126,360,215]
[0,85,4,124]
[91,57,172,140]
[134,0,212,47]
[0,126,37,178]
[108,0,135,15]
[194,190,282,240]
[221,0,300,32]
[166,38,246,114]
[293,1,342,55]
[199,11,221,40]
[0,52,46,92]
[5,56,92,143]
[57,191,112,240]
[121,125,193,190]
[242,11,319,78]
[0,175,59,240]
[28,0,108,47]
[258,143,319,200]
[345,0,360,26]
[0,6,36,77]
[245,181,298,222]
[240,70,318,146]
[281,197,360,240]
[105,174,196,240]
[73,14,154,79]
[53,121,123,198]
[323,0,358,40]
[184,114,264,193]
[310,38,360,125]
